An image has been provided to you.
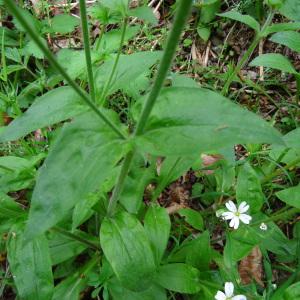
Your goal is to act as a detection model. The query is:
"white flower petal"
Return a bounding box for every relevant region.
[232,295,247,300]
[214,291,226,300]
[239,214,252,224]
[222,212,235,220]
[229,216,240,229]
[238,201,249,213]
[225,200,237,213]
[224,282,234,297]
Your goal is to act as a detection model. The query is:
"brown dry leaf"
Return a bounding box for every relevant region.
[201,153,223,175]
[239,246,264,287]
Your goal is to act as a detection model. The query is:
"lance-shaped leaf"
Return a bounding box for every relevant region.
[25,112,125,240]
[144,205,171,265]
[134,87,283,156]
[270,31,300,53]
[218,11,260,32]
[100,211,156,292]
[250,53,298,74]
[0,87,86,142]
[0,193,24,219]
[7,223,54,300]
[276,184,300,209]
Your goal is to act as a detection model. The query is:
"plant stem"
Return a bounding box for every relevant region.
[5,0,126,140]
[99,17,128,106]
[95,24,105,51]
[135,0,193,135]
[79,0,96,103]
[221,11,274,96]
[106,0,194,216]
[52,226,100,251]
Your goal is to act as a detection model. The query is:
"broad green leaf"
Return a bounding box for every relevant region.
[52,258,97,300]
[119,154,154,213]
[23,38,47,59]
[0,27,18,46]
[218,11,260,32]
[276,184,300,209]
[262,22,300,36]
[108,278,167,300]
[57,49,100,80]
[0,87,86,142]
[49,230,97,265]
[129,6,158,25]
[169,231,211,270]
[178,208,204,231]
[7,223,54,300]
[197,25,211,42]
[96,25,140,53]
[236,162,264,213]
[94,51,161,96]
[270,31,300,53]
[154,263,201,294]
[144,205,171,265]
[0,193,24,219]
[25,112,125,240]
[249,53,298,74]
[270,127,300,165]
[134,87,283,156]
[199,0,221,24]
[283,281,300,299]
[279,0,300,21]
[88,3,122,24]
[50,14,80,34]
[13,6,41,33]
[100,211,156,292]
[101,0,129,16]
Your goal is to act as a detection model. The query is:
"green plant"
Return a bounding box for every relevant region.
[1,0,300,299]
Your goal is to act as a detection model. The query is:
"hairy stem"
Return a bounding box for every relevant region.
[100,17,128,106]
[79,0,96,103]
[221,11,274,96]
[5,0,126,140]
[106,0,194,216]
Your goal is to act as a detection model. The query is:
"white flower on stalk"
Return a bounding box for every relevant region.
[221,201,252,229]
[259,222,268,231]
[215,282,247,300]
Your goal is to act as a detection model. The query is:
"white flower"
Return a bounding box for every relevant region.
[215,282,247,300]
[259,222,268,231]
[222,201,252,229]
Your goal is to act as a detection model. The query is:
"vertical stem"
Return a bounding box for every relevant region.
[5,0,126,140]
[135,0,193,135]
[95,24,106,51]
[79,0,96,103]
[295,74,300,101]
[99,17,128,106]
[221,11,274,96]
[106,0,194,217]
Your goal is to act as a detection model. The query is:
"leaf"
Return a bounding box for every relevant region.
[144,204,171,265]
[0,193,24,219]
[50,14,80,34]
[52,258,97,300]
[97,26,140,53]
[270,127,300,165]
[49,230,97,265]
[0,27,18,46]
[218,11,260,32]
[13,6,41,33]
[283,281,300,299]
[101,0,129,16]
[7,223,54,300]
[120,155,154,213]
[100,211,156,292]
[169,231,211,270]
[262,22,300,36]
[178,208,204,231]
[154,263,201,294]
[134,87,283,156]
[199,0,221,24]
[25,112,125,240]
[129,6,158,25]
[0,87,86,142]
[236,162,265,213]
[94,51,161,96]
[23,38,47,59]
[270,31,300,53]
[249,53,298,74]
[108,278,167,300]
[279,0,300,21]
[276,184,300,209]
